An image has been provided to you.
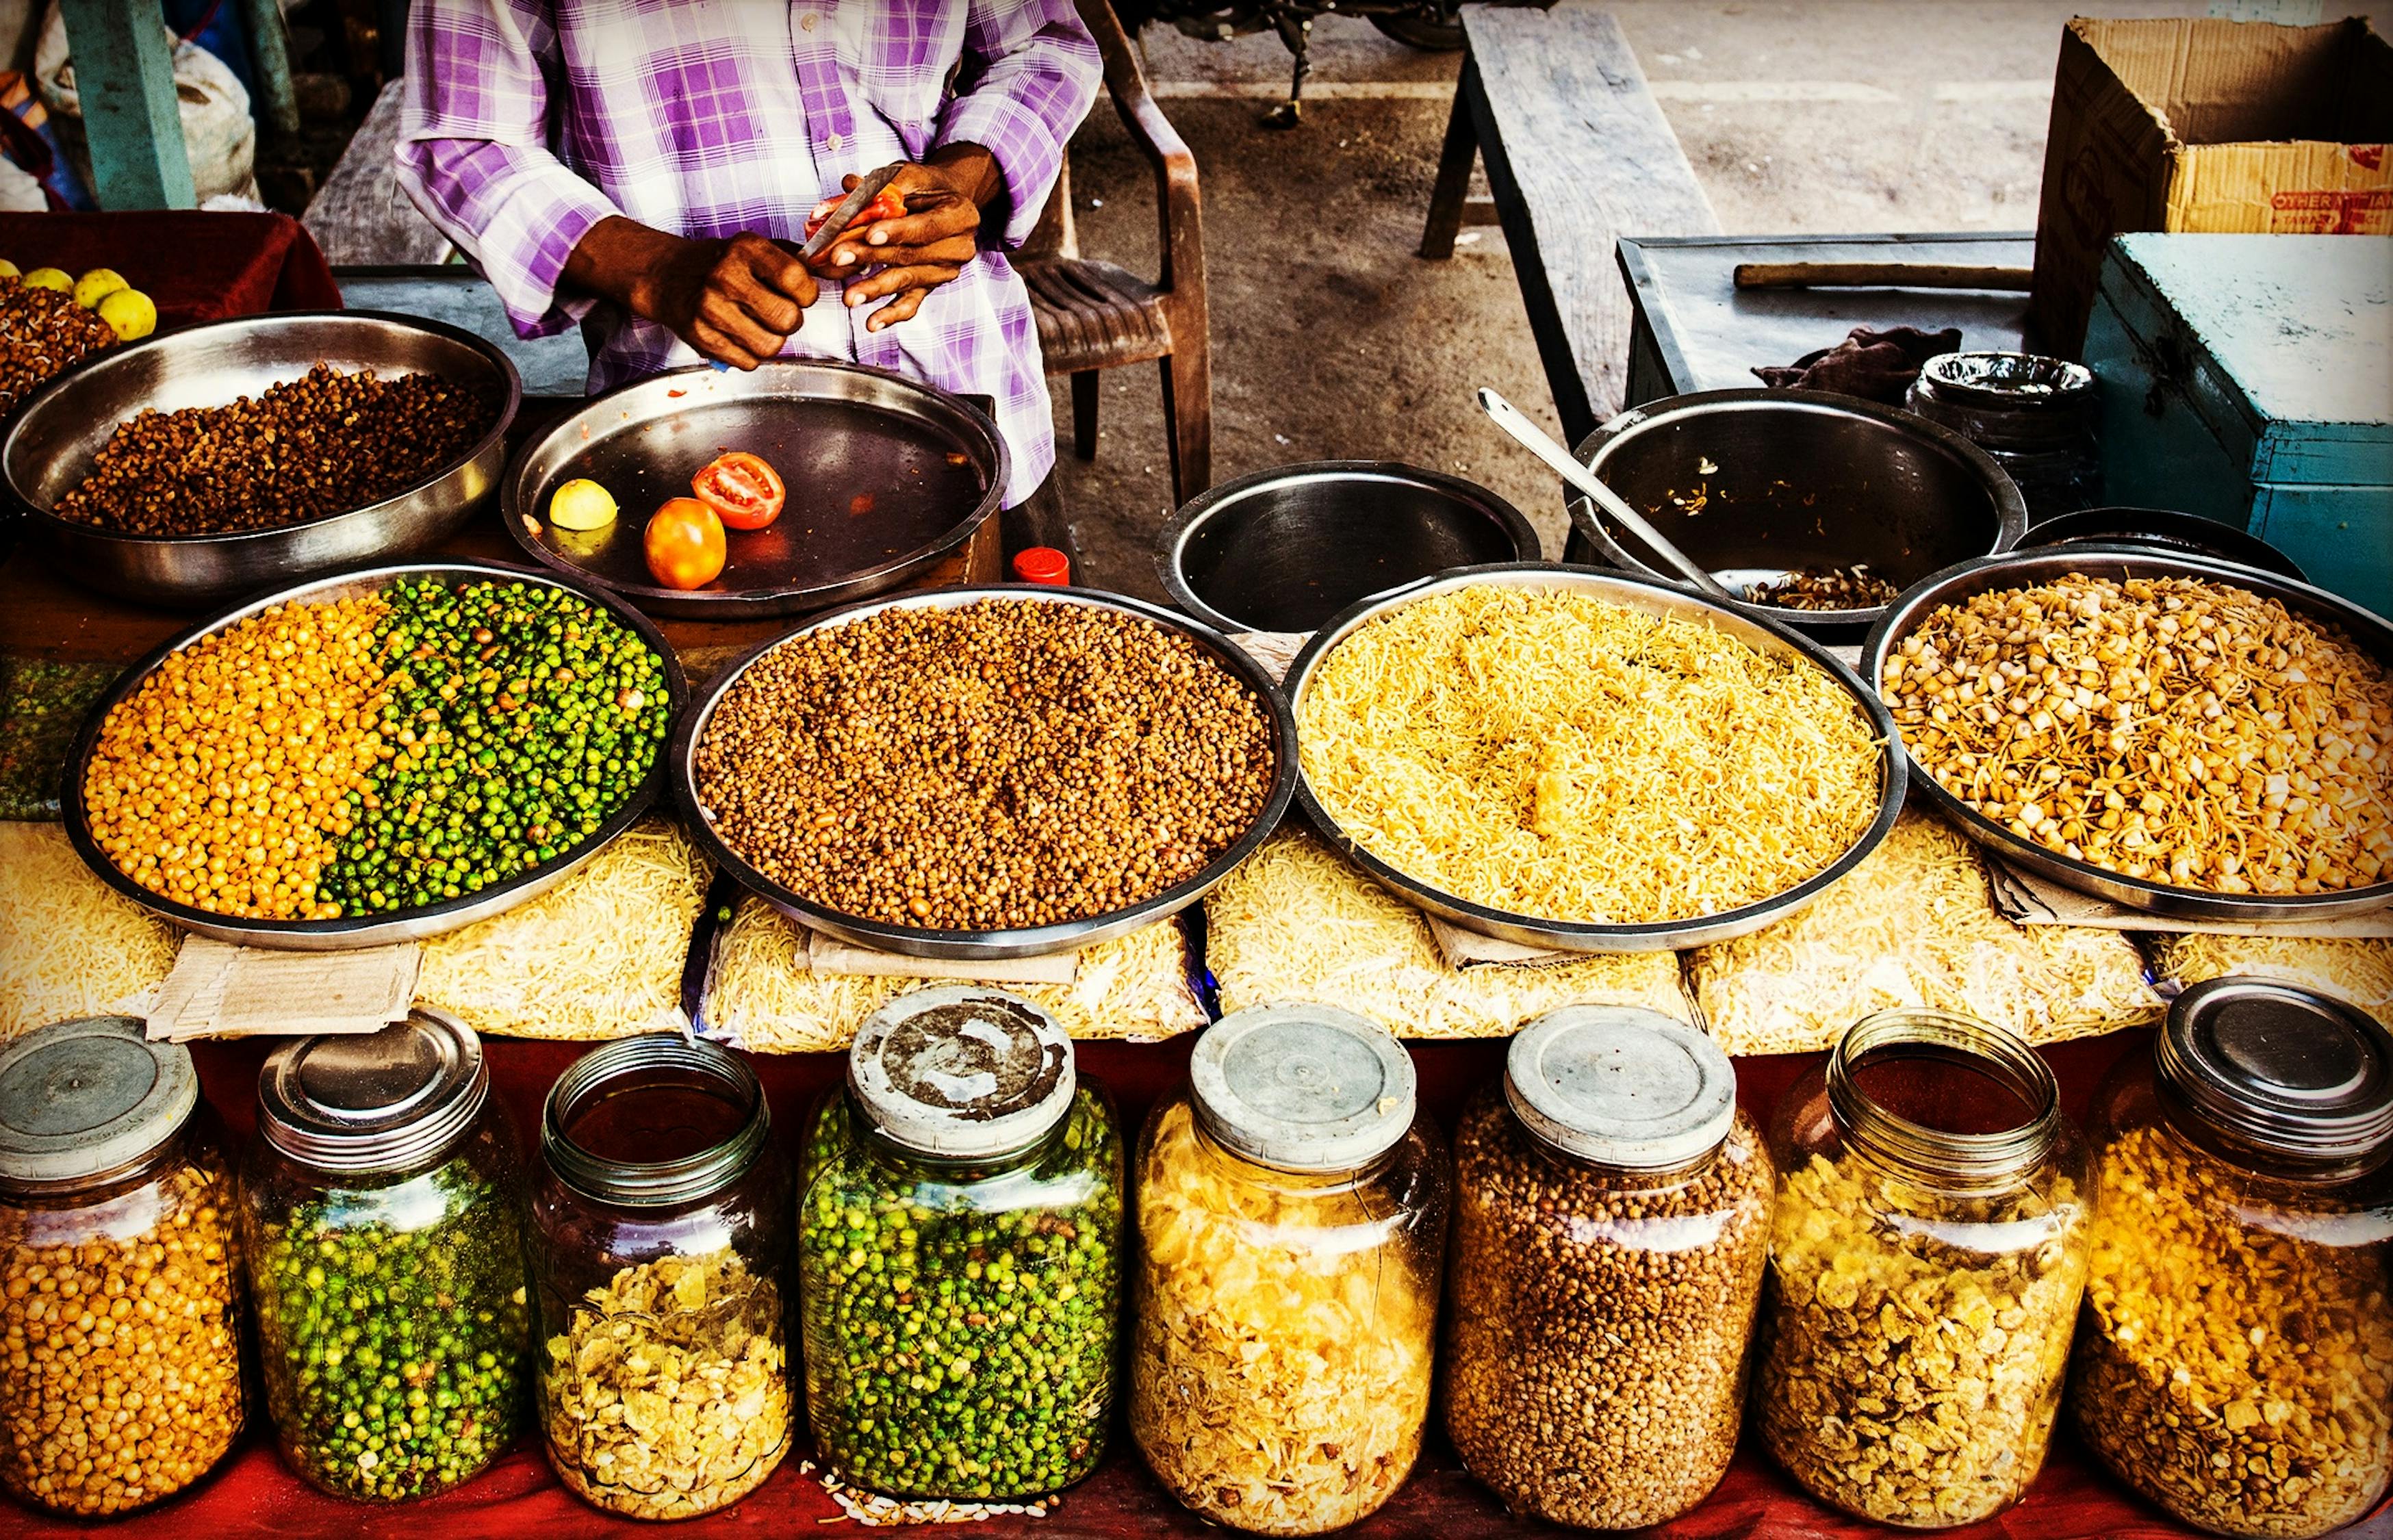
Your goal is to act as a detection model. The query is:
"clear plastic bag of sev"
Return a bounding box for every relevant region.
[2146,934,2392,1028]
[1688,810,2162,1055]
[1,820,177,1038]
[697,899,1205,1053]
[1204,830,1693,1038]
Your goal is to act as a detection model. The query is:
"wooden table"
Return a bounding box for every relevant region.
[1418,4,1720,444]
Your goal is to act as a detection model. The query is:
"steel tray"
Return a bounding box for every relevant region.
[1863,546,2393,922]
[1282,562,1908,953]
[62,560,688,951]
[674,585,1298,960]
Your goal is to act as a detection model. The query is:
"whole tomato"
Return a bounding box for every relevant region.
[644,497,727,590]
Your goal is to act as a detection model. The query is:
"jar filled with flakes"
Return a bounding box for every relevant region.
[2071,979,2393,1539]
[530,1034,794,1519]
[241,1010,531,1502]
[1444,1005,1771,1529]
[1755,1009,2090,1530]
[799,986,1123,1501]
[1130,1003,1447,1535]
[0,1017,244,1517]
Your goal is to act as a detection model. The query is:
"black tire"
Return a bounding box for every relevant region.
[1370,13,1466,51]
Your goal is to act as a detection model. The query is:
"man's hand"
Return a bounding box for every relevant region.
[812,146,1004,331]
[563,218,817,369]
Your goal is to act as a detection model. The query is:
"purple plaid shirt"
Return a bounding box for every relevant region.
[394,0,1101,505]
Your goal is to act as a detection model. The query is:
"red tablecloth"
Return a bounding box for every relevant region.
[10,1032,2391,1539]
[0,211,340,329]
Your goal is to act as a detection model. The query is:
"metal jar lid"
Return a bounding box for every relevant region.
[2158,977,2393,1167]
[0,1016,199,1190]
[1190,1003,1416,1172]
[543,1034,769,1207]
[849,986,1075,1160]
[1506,1005,1737,1170]
[257,1009,490,1172]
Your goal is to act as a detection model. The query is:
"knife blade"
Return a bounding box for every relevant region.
[799,162,908,262]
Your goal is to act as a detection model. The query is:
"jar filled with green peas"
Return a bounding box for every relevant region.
[240,1010,531,1503]
[798,986,1123,1501]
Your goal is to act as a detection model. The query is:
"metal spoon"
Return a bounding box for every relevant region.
[1476,387,1741,602]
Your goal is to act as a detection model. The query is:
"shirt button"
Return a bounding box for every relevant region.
[825,131,843,151]
[799,12,817,29]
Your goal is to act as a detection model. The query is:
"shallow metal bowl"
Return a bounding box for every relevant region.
[63,560,687,951]
[6,311,522,609]
[1158,461,1539,634]
[2021,506,2309,583]
[1283,563,1907,952]
[674,585,1298,960]
[1564,389,2027,634]
[1864,546,2393,923]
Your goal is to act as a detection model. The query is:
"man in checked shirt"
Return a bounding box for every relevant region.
[396,1,1102,512]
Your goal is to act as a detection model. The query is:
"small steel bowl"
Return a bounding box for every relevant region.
[1863,545,2393,922]
[674,585,1298,960]
[62,559,687,951]
[5,311,521,610]
[1564,389,2028,633]
[1158,461,1539,634]
[1283,562,1907,953]
[2022,506,2308,583]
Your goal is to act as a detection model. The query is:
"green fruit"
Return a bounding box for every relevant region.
[96,287,157,341]
[0,259,19,279]
[21,266,71,293]
[548,477,617,531]
[73,267,129,308]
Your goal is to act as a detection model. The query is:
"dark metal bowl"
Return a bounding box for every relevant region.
[1284,563,1907,953]
[1158,461,1539,634]
[62,560,687,951]
[1564,388,2028,632]
[2022,506,2308,583]
[1863,545,2393,922]
[6,312,522,609]
[674,585,1298,960]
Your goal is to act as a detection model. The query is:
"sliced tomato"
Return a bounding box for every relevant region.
[645,497,727,590]
[805,189,908,238]
[691,450,786,531]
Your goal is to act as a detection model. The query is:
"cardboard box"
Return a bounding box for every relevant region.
[2030,16,2393,356]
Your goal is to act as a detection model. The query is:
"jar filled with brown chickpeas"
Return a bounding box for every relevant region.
[0,1016,246,1517]
[1444,1005,1772,1530]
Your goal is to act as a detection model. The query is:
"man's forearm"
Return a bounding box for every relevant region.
[561,216,693,313]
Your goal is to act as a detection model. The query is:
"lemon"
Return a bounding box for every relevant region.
[548,478,619,531]
[73,268,129,309]
[21,267,72,293]
[0,259,18,279]
[96,288,157,341]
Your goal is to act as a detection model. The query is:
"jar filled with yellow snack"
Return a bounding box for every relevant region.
[2071,979,2392,1539]
[530,1034,793,1519]
[0,1016,244,1517]
[1756,1009,2090,1530]
[1130,1004,1446,1535]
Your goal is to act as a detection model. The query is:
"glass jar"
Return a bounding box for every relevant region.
[240,1009,531,1502]
[0,1016,245,1517]
[799,986,1123,1500]
[1755,1008,2090,1529]
[2071,979,2393,1538]
[1131,1004,1448,1535]
[1444,1004,1771,1529]
[530,1034,794,1519]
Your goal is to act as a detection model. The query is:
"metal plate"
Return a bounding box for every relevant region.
[1862,546,2393,922]
[673,585,1298,960]
[4,311,522,610]
[62,560,689,951]
[503,359,1005,619]
[1283,563,1907,953]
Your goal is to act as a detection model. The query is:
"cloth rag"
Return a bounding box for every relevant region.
[1754,325,1962,404]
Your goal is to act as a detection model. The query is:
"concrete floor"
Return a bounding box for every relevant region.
[1051,0,2391,598]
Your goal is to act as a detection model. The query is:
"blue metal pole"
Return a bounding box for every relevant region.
[55,0,197,210]
[240,0,302,137]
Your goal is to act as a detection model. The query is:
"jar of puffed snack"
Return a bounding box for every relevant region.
[530,1034,793,1519]
[1756,1009,2090,1529]
[0,1017,244,1517]
[2071,979,2392,1539]
[1130,1005,1447,1535]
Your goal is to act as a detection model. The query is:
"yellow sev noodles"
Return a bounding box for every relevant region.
[1296,585,1884,925]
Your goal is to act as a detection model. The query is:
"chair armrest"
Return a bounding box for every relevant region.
[1076,0,1202,296]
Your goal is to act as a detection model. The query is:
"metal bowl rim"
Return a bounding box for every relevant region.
[5,309,526,548]
[2019,506,2309,584]
[499,358,1007,611]
[60,556,687,946]
[1283,559,1909,947]
[1861,543,2393,919]
[673,582,1299,958]
[1157,459,1541,634]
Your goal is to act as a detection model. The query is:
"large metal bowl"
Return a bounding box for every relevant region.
[1563,389,2027,634]
[674,585,1298,960]
[5,312,522,609]
[1283,563,1907,952]
[1863,546,2393,922]
[62,560,687,951]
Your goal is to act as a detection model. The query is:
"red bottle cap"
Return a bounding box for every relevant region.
[1012,547,1071,585]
